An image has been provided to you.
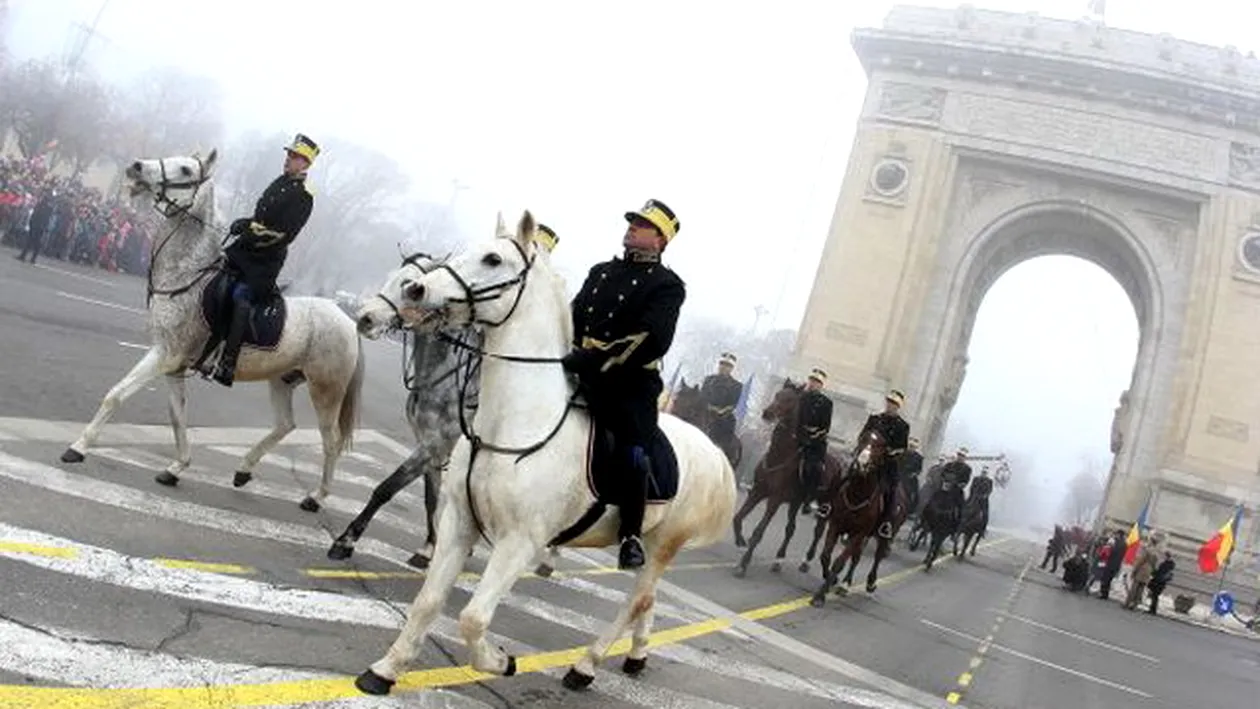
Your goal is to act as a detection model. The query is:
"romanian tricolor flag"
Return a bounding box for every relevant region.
[1197,505,1244,574]
[1123,495,1150,564]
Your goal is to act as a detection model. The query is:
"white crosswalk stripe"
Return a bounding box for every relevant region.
[0,416,924,709]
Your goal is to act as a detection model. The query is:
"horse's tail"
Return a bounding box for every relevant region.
[337,336,366,454]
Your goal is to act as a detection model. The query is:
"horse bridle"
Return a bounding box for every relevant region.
[140,156,221,306]
[380,238,578,546]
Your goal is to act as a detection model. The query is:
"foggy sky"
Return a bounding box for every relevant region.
[4,0,1243,526]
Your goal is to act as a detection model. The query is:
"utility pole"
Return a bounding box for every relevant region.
[64,0,112,83]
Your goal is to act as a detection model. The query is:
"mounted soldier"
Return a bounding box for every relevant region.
[798,368,833,517]
[939,447,973,530]
[854,390,911,539]
[700,352,743,460]
[968,465,994,532]
[561,199,685,570]
[900,436,924,521]
[203,133,318,387]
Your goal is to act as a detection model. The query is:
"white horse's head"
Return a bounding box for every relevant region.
[355,250,448,339]
[125,150,218,220]
[395,211,544,329]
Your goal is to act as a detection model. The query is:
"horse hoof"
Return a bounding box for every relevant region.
[354,669,395,695]
[232,471,252,488]
[732,565,747,578]
[299,497,321,513]
[770,562,782,574]
[406,553,430,570]
[60,448,85,464]
[866,582,878,594]
[327,542,353,561]
[503,652,517,677]
[154,471,179,487]
[798,562,810,574]
[622,657,647,675]
[834,586,849,597]
[562,668,594,690]
[734,538,747,548]
[534,564,554,578]
[809,593,826,608]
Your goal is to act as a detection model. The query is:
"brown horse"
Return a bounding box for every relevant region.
[731,378,840,577]
[670,379,743,468]
[809,429,907,604]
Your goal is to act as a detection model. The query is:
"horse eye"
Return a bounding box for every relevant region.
[180,165,193,177]
[482,253,503,267]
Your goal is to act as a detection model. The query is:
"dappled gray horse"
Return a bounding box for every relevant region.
[327,252,559,574]
[327,325,471,568]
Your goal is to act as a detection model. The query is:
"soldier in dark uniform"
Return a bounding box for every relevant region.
[968,466,995,533]
[856,390,911,538]
[700,352,743,453]
[798,368,834,516]
[562,199,686,570]
[900,436,924,521]
[938,447,973,530]
[209,133,317,387]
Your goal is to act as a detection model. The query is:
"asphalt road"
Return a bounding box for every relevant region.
[0,247,1255,709]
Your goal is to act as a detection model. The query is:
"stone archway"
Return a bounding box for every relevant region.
[905,183,1184,525]
[792,6,1260,538]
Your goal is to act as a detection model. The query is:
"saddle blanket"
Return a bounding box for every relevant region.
[584,421,679,505]
[199,270,287,350]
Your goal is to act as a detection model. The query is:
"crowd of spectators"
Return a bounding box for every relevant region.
[0,155,154,275]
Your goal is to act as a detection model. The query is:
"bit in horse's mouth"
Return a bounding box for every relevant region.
[399,306,445,329]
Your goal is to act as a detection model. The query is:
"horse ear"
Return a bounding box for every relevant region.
[495,211,509,238]
[515,210,536,248]
[204,148,218,173]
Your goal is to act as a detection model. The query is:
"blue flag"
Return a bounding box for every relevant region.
[734,373,753,424]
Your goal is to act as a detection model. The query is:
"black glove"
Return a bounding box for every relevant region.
[561,348,603,376]
[229,218,250,236]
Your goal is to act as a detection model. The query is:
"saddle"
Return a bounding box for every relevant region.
[584,422,679,505]
[199,270,287,352]
[548,418,679,549]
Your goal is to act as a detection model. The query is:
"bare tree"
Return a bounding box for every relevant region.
[1061,456,1105,527]
[0,58,113,174]
[112,67,225,159]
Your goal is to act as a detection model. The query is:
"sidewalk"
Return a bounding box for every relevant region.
[1033,565,1259,640]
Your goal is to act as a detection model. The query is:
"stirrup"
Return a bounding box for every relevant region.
[877,521,893,538]
[814,502,831,518]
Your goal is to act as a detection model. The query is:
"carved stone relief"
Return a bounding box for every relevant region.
[825,321,869,346]
[966,175,1021,208]
[865,157,911,205]
[1111,389,1131,455]
[1206,415,1249,442]
[876,83,947,124]
[1228,142,1260,190]
[945,93,1219,181]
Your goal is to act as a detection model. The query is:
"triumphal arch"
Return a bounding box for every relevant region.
[794,5,1260,542]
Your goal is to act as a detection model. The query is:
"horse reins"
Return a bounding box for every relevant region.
[139,156,223,307]
[377,243,580,546]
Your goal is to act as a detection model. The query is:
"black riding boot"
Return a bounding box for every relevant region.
[877,483,898,539]
[212,301,251,388]
[618,446,649,570]
[800,458,824,516]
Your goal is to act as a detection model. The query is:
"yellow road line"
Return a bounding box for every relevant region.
[153,559,256,575]
[0,537,1010,708]
[0,541,77,558]
[1,537,729,583]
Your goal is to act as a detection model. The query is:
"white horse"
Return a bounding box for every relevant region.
[60,150,366,511]
[350,211,736,695]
